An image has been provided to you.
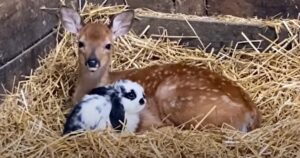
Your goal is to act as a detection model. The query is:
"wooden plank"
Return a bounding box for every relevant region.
[89,0,299,18]
[206,0,256,17]
[0,0,60,66]
[256,0,300,18]
[131,15,288,52]
[0,0,79,100]
[174,0,206,15]
[0,31,57,99]
[87,0,206,15]
[207,0,300,18]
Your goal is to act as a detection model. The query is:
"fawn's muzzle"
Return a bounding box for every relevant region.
[85,58,100,71]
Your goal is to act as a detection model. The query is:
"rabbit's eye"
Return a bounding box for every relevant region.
[124,90,136,100]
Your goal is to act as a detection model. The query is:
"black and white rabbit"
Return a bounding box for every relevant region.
[63,80,146,135]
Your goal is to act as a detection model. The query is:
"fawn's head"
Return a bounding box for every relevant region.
[59,7,134,73]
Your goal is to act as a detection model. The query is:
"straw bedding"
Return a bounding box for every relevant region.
[1,4,300,158]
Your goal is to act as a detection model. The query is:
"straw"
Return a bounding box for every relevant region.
[1,3,300,157]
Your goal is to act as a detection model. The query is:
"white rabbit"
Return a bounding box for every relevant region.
[63,80,146,135]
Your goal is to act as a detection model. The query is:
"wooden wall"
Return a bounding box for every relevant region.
[207,0,300,18]
[0,0,74,97]
[96,0,300,18]
[0,0,296,99]
[0,0,59,97]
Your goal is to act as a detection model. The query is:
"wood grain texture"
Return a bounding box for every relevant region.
[0,0,60,66]
[131,15,288,52]
[0,31,57,98]
[88,0,205,15]
[207,0,300,18]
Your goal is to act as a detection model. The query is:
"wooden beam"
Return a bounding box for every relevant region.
[87,0,206,15]
[256,0,300,18]
[131,15,288,52]
[89,0,300,18]
[0,0,60,66]
[0,0,77,99]
[0,31,57,99]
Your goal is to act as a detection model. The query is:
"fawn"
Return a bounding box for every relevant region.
[59,7,261,132]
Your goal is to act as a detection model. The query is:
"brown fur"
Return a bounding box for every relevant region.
[109,64,261,132]
[72,23,113,104]
[61,8,261,132]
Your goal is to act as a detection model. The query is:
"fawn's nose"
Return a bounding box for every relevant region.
[85,58,100,69]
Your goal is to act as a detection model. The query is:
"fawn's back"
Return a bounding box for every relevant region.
[110,63,261,131]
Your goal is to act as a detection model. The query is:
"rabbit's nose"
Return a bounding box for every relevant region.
[139,98,145,105]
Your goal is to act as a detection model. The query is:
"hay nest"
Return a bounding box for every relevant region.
[1,4,300,157]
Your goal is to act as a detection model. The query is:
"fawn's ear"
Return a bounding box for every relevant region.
[109,10,134,40]
[59,7,82,35]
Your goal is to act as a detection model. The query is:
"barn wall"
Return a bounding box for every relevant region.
[0,0,59,97]
[207,0,300,18]
[94,0,300,18]
[0,0,296,99]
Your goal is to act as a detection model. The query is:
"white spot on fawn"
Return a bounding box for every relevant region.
[226,92,232,97]
[186,96,193,100]
[209,74,215,80]
[221,95,241,107]
[221,95,231,103]
[212,89,219,93]
[146,83,152,89]
[185,82,193,86]
[206,89,211,92]
[186,76,192,79]
[221,78,227,82]
[187,71,193,75]
[170,100,176,108]
[152,81,158,88]
[199,87,207,90]
[199,96,207,102]
[180,97,193,101]
[168,85,177,90]
[180,97,186,101]
[210,97,218,101]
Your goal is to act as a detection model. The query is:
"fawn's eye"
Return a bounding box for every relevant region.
[105,44,111,50]
[78,41,85,48]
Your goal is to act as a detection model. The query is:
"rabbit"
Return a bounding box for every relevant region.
[63,80,146,135]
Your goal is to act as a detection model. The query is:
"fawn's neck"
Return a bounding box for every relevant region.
[78,64,111,92]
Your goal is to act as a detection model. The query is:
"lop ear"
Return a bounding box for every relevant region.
[59,7,82,35]
[109,10,134,40]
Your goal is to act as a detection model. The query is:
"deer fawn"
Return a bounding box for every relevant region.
[59,7,261,132]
